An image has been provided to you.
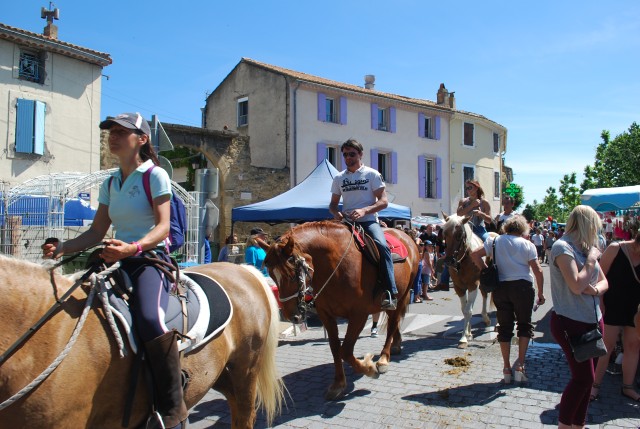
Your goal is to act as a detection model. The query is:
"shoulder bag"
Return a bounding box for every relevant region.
[564,296,607,363]
[480,238,499,294]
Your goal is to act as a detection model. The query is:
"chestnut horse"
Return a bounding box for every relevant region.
[442,214,494,348]
[263,220,419,400]
[0,256,284,429]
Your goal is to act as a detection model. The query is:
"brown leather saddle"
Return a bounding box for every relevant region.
[346,223,409,266]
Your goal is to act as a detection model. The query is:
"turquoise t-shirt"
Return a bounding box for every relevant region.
[98,160,172,246]
[245,245,268,276]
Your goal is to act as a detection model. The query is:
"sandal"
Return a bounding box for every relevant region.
[590,383,601,401]
[425,296,434,301]
[513,364,528,383]
[413,296,423,303]
[621,384,640,402]
[502,367,512,384]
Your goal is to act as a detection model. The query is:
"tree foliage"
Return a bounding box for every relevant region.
[580,123,640,190]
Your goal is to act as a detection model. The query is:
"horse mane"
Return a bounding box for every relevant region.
[443,214,483,251]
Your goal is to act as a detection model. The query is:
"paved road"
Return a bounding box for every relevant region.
[189,265,640,428]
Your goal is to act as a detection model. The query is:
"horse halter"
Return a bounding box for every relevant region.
[447,224,469,271]
[277,255,314,320]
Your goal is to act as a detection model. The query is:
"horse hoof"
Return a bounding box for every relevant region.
[324,387,345,401]
[390,346,402,355]
[457,342,468,349]
[376,362,388,375]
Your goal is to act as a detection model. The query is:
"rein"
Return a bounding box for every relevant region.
[0,262,124,412]
[278,220,356,315]
[448,224,471,270]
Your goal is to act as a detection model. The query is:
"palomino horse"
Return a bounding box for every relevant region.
[441,213,494,348]
[0,256,284,429]
[263,220,419,400]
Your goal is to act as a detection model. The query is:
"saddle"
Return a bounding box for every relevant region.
[347,222,409,266]
[104,269,233,354]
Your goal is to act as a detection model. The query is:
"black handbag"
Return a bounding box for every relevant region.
[564,297,607,363]
[480,238,499,294]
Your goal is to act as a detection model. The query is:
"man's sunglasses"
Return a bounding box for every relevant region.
[342,152,358,158]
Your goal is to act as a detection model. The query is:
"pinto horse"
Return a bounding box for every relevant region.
[441,213,494,348]
[0,256,284,429]
[263,220,419,400]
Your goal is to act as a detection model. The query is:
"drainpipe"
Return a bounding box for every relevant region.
[291,80,301,186]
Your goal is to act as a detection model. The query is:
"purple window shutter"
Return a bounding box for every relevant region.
[370,149,378,170]
[391,152,398,184]
[436,157,442,199]
[316,143,326,164]
[389,107,396,133]
[340,97,347,125]
[341,157,346,169]
[418,156,426,198]
[418,113,425,137]
[435,116,441,140]
[317,93,326,122]
[371,103,378,129]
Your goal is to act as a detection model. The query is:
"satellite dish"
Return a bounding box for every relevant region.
[158,156,174,180]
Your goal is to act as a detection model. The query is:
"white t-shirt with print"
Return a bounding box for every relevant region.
[484,234,537,282]
[331,165,385,223]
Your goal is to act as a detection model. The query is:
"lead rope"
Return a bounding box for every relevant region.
[0,263,124,411]
[310,223,356,303]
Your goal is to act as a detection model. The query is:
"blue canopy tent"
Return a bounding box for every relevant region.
[580,185,640,212]
[0,195,97,226]
[232,159,411,224]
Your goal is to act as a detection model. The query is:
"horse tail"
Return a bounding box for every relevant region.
[240,265,286,426]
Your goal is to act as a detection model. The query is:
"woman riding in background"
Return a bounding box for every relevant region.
[42,113,188,429]
[457,179,491,242]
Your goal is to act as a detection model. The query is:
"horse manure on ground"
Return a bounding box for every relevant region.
[443,355,471,375]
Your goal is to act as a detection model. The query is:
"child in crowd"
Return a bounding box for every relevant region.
[421,241,436,301]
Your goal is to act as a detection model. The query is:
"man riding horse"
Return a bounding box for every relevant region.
[329,139,398,311]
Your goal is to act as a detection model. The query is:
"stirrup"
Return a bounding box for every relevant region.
[381,290,397,311]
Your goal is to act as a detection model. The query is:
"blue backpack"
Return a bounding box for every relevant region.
[108,165,187,253]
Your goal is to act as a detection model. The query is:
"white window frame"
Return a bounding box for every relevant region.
[463,122,475,147]
[326,145,340,169]
[424,157,436,199]
[423,116,433,139]
[237,97,248,127]
[377,151,390,182]
[378,107,389,132]
[325,97,339,123]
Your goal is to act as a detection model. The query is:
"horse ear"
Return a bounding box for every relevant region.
[461,215,472,224]
[442,211,449,221]
[281,235,295,257]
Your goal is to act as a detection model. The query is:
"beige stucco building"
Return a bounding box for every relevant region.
[206,58,507,219]
[0,21,111,187]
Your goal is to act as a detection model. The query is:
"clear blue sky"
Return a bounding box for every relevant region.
[4,1,639,205]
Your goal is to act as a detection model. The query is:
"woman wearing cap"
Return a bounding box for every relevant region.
[457,179,492,242]
[41,113,188,428]
[245,228,269,276]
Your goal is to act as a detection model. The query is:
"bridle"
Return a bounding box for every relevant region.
[446,222,471,271]
[275,221,356,321]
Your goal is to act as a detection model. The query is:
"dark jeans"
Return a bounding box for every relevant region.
[472,223,489,242]
[359,220,398,295]
[413,260,423,298]
[120,251,173,343]
[493,279,535,342]
[550,311,604,426]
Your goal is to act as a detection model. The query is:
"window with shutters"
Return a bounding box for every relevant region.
[462,165,475,196]
[326,145,339,169]
[423,116,433,139]
[463,122,475,146]
[15,98,46,155]
[424,157,435,198]
[377,152,389,182]
[494,171,500,198]
[18,50,44,84]
[237,97,248,127]
[378,107,389,132]
[493,132,500,153]
[325,97,339,123]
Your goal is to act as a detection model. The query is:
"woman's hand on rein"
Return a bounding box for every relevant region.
[101,239,136,263]
[41,237,61,259]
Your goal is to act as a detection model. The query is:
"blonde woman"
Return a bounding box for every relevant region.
[549,205,608,429]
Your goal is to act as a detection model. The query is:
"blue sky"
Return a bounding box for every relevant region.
[4,1,639,205]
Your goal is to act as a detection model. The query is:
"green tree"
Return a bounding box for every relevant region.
[538,187,563,222]
[522,203,538,222]
[558,172,581,218]
[581,123,640,190]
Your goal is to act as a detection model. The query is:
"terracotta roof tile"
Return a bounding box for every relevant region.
[0,22,111,67]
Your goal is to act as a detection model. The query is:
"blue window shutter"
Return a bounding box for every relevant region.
[340,97,347,125]
[436,157,442,199]
[389,107,396,133]
[418,113,425,137]
[370,103,378,129]
[34,101,45,155]
[317,93,326,122]
[316,143,326,164]
[435,116,441,140]
[418,156,426,198]
[341,157,346,170]
[16,99,35,153]
[391,151,398,184]
[370,149,378,170]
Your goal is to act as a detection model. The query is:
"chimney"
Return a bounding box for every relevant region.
[364,75,375,90]
[449,92,456,109]
[436,83,447,105]
[41,6,60,39]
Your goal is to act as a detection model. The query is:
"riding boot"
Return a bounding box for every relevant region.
[145,330,189,429]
